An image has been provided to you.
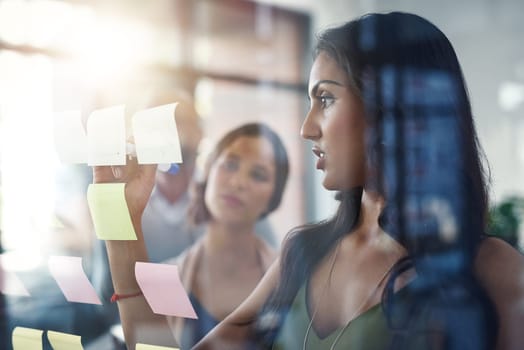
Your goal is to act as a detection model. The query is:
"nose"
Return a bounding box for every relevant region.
[230,168,248,190]
[300,108,321,140]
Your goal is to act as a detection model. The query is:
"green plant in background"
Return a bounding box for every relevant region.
[487,196,524,249]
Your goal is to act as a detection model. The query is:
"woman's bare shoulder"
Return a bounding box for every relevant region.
[474,236,524,349]
[475,236,524,282]
[255,236,278,271]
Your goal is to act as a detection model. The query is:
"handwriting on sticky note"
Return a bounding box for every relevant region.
[47,330,83,350]
[12,327,43,350]
[132,103,183,165]
[135,262,197,318]
[53,110,88,164]
[48,256,101,305]
[87,105,126,166]
[136,344,179,350]
[86,183,136,240]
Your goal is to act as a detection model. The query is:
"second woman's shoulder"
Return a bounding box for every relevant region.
[256,237,278,271]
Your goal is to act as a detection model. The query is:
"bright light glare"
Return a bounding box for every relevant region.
[0,52,57,257]
[0,0,75,47]
[0,0,156,86]
[194,78,214,118]
[499,81,524,112]
[0,0,29,45]
[56,12,155,85]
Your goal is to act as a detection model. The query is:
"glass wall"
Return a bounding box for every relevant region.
[0,0,310,348]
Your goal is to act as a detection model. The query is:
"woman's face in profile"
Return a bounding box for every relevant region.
[302,52,367,191]
[204,135,276,226]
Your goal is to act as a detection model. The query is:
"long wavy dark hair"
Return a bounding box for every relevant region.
[255,12,496,349]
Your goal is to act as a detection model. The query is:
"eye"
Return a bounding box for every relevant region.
[220,158,238,172]
[251,168,269,182]
[317,92,335,109]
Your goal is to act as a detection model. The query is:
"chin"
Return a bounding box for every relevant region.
[321,177,339,191]
[322,175,359,192]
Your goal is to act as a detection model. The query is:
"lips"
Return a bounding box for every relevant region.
[221,194,244,207]
[312,146,326,170]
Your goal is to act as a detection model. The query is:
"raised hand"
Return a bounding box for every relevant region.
[92,158,157,223]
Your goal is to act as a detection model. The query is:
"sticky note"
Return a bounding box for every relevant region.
[53,110,88,163]
[136,344,179,350]
[86,183,137,240]
[87,105,126,166]
[135,262,197,318]
[47,330,84,350]
[0,257,30,296]
[132,103,183,165]
[12,327,43,350]
[48,256,102,305]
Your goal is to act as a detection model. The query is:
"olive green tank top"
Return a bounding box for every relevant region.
[273,283,430,350]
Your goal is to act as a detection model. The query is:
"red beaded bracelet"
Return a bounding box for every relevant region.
[110,291,143,303]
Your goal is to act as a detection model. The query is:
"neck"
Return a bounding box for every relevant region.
[203,220,259,256]
[344,189,406,256]
[356,189,384,236]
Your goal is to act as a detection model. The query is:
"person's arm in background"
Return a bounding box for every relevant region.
[93,160,178,350]
[475,237,524,350]
[193,257,280,350]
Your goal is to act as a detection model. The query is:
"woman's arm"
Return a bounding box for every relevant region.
[93,161,178,350]
[193,257,281,350]
[475,237,524,350]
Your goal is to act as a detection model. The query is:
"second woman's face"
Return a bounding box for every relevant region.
[302,52,367,191]
[204,135,276,226]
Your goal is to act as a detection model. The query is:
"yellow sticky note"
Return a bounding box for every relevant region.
[47,330,83,350]
[87,183,137,240]
[12,327,43,350]
[136,344,179,350]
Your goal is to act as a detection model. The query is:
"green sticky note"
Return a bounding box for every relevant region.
[136,344,179,350]
[12,327,43,350]
[87,183,137,240]
[47,331,83,350]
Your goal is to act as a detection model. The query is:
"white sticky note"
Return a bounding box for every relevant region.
[132,103,183,164]
[53,110,88,163]
[87,105,126,166]
[0,256,30,296]
[12,327,43,350]
[48,256,102,305]
[47,330,84,350]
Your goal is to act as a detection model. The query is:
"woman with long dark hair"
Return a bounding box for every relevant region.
[192,12,524,350]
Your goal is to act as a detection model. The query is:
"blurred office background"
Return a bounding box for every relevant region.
[0,0,523,348]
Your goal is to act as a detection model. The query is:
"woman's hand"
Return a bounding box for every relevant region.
[92,159,157,222]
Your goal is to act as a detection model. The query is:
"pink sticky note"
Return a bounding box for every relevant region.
[48,256,102,305]
[0,258,30,296]
[135,262,197,318]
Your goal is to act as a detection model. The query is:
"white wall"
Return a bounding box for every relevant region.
[264,0,524,220]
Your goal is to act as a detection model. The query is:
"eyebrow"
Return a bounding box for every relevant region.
[223,153,239,160]
[308,79,345,99]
